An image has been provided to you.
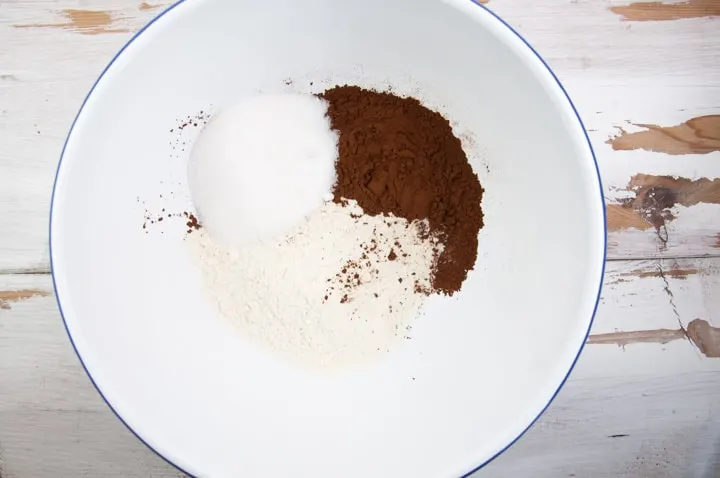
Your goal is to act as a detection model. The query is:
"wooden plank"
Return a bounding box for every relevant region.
[609,0,720,22]
[1,258,719,476]
[0,1,163,274]
[484,360,720,478]
[486,1,720,260]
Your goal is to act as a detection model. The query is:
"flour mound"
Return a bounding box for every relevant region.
[188,201,441,369]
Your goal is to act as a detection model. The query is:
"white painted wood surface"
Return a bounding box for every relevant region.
[0,0,719,477]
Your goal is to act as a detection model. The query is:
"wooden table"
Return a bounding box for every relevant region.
[1,0,719,476]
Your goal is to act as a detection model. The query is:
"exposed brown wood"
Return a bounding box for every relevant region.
[587,329,686,346]
[626,267,699,280]
[609,175,720,233]
[606,204,653,232]
[589,320,720,359]
[139,2,163,10]
[14,9,129,35]
[0,289,52,310]
[606,116,720,155]
[686,319,720,358]
[610,0,720,21]
[626,174,720,217]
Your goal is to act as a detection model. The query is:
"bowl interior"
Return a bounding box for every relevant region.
[51,0,605,476]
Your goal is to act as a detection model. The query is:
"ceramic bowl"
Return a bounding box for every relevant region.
[50,0,606,476]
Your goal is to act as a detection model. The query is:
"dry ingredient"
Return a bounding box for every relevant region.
[188,93,337,248]
[172,110,211,133]
[169,110,212,160]
[321,86,484,294]
[188,200,440,368]
[184,212,202,234]
[184,85,484,367]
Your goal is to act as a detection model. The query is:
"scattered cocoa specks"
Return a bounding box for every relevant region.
[141,206,201,236]
[174,110,211,132]
[414,280,431,295]
[322,215,425,303]
[169,108,212,160]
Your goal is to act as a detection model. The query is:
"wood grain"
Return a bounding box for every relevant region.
[594,257,720,359]
[607,116,720,155]
[610,0,720,21]
[606,174,720,256]
[138,2,163,10]
[622,266,698,280]
[620,174,720,228]
[587,328,686,346]
[0,289,51,310]
[588,322,720,359]
[14,9,129,35]
[628,175,720,208]
[606,204,653,232]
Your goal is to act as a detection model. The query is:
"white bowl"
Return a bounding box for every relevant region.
[50,0,606,476]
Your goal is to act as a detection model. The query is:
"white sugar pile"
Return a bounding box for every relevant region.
[188,93,338,248]
[188,201,442,369]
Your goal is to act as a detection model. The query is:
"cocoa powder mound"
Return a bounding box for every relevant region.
[321,86,484,295]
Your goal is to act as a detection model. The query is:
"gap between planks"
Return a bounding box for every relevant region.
[606,253,720,262]
[3,253,720,276]
[0,269,51,276]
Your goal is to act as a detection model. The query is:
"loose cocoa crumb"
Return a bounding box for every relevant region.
[185,213,202,233]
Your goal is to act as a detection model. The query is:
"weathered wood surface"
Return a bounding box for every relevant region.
[0,0,719,476]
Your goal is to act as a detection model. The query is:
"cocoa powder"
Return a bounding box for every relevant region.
[321,86,484,295]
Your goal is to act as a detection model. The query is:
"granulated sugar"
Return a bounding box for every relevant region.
[187,201,441,369]
[188,93,337,248]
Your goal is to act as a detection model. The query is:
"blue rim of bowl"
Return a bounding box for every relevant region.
[48,0,607,476]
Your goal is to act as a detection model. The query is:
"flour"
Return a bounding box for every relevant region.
[187,200,441,369]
